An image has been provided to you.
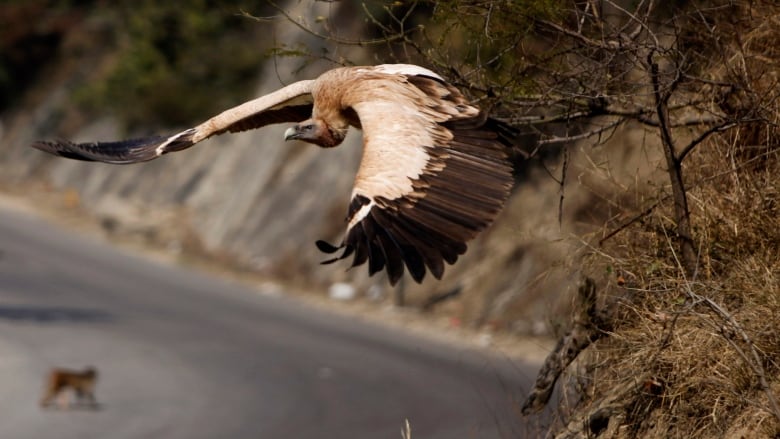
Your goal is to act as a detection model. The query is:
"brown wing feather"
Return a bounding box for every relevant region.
[31,134,185,164]
[30,80,315,164]
[216,104,313,135]
[314,71,515,285]
[318,102,516,285]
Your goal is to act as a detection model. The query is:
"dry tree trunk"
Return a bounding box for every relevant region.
[648,52,698,276]
[521,278,613,415]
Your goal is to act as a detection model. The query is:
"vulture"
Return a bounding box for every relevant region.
[32,64,517,285]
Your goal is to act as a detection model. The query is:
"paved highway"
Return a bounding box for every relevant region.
[0,205,538,438]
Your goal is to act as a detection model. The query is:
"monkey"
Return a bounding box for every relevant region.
[40,366,99,410]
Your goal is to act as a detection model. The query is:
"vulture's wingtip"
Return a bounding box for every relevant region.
[31,139,99,162]
[315,240,342,254]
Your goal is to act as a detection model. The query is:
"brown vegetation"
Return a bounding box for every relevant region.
[551,132,780,437]
[518,3,780,436]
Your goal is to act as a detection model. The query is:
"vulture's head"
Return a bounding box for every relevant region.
[284,119,345,148]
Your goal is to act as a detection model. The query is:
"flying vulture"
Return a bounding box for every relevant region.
[32,64,517,285]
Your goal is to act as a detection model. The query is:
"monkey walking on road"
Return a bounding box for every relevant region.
[40,366,99,410]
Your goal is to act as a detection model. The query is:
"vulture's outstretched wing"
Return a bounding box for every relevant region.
[31,63,516,285]
[32,80,316,164]
[316,73,515,285]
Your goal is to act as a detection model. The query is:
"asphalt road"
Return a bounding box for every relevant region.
[0,205,540,439]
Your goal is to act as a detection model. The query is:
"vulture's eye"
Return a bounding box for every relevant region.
[302,124,314,131]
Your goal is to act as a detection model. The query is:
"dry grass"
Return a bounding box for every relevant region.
[565,146,780,436]
[552,6,780,437]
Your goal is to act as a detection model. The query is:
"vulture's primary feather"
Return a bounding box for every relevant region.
[32,64,517,285]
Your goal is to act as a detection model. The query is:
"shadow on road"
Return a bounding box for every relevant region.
[0,305,112,324]
[40,402,104,412]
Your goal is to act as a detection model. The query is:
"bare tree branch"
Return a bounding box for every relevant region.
[534,118,624,147]
[649,50,697,275]
[244,3,422,47]
[534,18,616,50]
[677,121,739,162]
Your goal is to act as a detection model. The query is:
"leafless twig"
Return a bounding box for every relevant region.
[663,229,780,425]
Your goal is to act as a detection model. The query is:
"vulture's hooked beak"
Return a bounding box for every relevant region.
[283,126,301,141]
